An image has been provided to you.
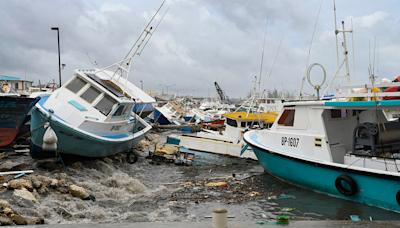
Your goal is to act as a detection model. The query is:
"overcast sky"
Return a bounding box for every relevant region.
[1,0,400,99]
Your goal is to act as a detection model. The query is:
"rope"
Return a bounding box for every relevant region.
[56,149,73,177]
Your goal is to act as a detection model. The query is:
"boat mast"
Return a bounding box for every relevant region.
[96,1,168,96]
[321,1,352,97]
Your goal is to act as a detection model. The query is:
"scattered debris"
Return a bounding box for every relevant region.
[350,215,360,221]
[0,161,26,172]
[206,182,227,187]
[128,200,135,207]
[280,208,293,212]
[14,173,25,179]
[278,194,294,199]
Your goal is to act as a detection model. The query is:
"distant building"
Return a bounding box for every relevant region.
[0,75,33,95]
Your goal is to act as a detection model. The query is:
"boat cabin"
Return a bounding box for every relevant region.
[266,96,400,173]
[223,111,278,139]
[36,69,145,137]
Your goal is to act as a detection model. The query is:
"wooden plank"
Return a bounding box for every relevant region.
[14,149,30,153]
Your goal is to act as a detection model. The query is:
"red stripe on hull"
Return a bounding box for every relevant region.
[0,127,19,147]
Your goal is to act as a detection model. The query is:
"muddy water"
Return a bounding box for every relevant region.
[1,129,400,224]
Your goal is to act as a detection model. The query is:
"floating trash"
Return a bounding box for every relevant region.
[280,208,293,212]
[350,215,360,221]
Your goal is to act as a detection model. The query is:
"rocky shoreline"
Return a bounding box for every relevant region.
[0,134,159,226]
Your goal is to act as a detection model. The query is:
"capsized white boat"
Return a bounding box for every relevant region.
[29,3,167,162]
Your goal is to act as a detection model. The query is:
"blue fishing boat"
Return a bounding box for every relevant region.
[244,7,400,212]
[0,89,40,147]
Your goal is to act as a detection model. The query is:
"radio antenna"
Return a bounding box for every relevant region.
[299,1,323,100]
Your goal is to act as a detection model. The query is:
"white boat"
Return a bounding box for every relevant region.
[244,7,400,212]
[168,110,279,160]
[153,101,186,125]
[29,3,166,162]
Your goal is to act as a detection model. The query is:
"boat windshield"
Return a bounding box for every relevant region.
[226,118,237,127]
[66,76,87,93]
[278,109,295,126]
[113,104,131,117]
[94,93,117,116]
[81,86,101,104]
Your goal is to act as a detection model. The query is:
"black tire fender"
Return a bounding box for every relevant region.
[396,190,400,206]
[127,150,139,164]
[335,174,357,196]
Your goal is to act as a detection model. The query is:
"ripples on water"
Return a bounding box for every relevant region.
[3,130,400,224]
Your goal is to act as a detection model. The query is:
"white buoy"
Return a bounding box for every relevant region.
[42,122,58,151]
[212,208,227,228]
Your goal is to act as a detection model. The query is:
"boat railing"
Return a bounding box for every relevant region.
[333,82,400,100]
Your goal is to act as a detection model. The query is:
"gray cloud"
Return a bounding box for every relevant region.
[0,0,399,98]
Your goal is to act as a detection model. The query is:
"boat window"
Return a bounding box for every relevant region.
[80,86,101,104]
[113,104,132,117]
[331,109,347,118]
[248,121,254,127]
[66,76,87,93]
[94,94,116,116]
[278,109,295,126]
[226,118,237,127]
[113,105,125,116]
[241,122,246,128]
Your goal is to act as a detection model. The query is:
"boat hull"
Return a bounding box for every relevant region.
[153,108,171,125]
[0,96,40,147]
[133,103,154,118]
[174,134,257,160]
[246,134,400,212]
[30,105,147,159]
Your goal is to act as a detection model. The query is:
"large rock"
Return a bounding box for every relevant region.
[38,185,49,194]
[3,207,13,216]
[21,179,33,190]
[26,217,44,225]
[68,185,89,200]
[103,157,113,163]
[14,187,38,202]
[24,175,42,189]
[7,179,22,190]
[32,179,42,189]
[59,179,67,186]
[0,217,13,226]
[0,200,11,209]
[12,215,27,225]
[36,175,52,187]
[0,161,25,172]
[0,152,8,159]
[71,162,84,169]
[50,179,59,188]
[57,186,69,194]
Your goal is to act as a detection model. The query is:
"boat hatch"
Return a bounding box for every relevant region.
[278,109,295,126]
[94,93,117,116]
[112,104,132,118]
[86,73,125,98]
